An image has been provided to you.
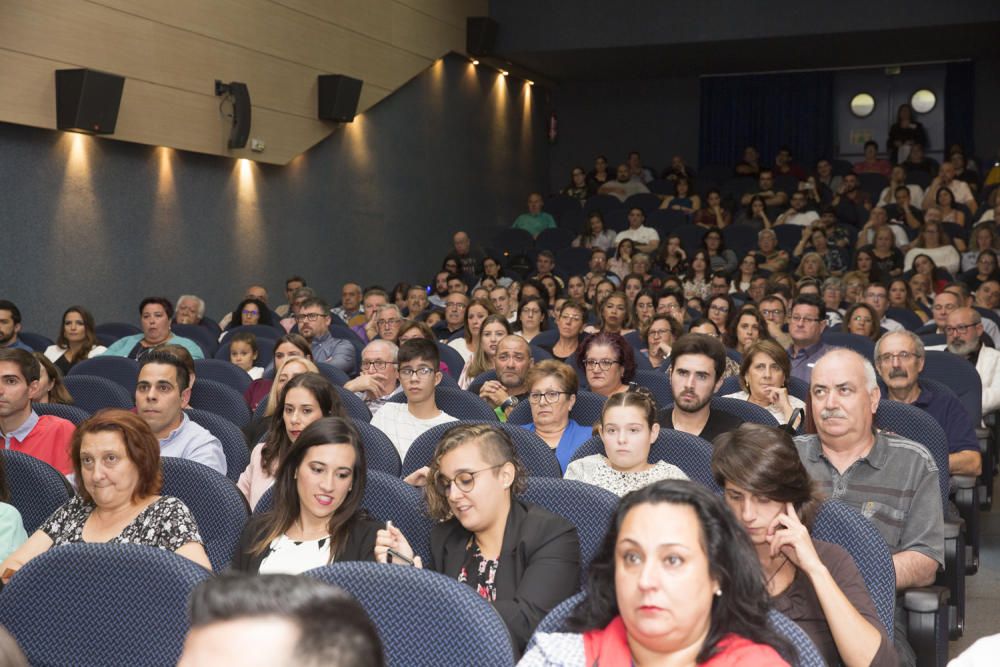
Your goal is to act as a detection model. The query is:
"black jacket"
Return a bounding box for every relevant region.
[430,499,580,654]
[232,513,381,573]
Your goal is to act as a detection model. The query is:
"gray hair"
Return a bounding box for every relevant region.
[874,330,925,362]
[176,294,205,318]
[758,229,777,241]
[292,286,316,301]
[816,347,878,392]
[821,277,843,292]
[364,339,398,362]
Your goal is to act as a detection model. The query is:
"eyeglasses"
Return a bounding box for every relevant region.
[434,465,503,496]
[851,316,873,323]
[789,315,820,324]
[361,360,397,371]
[295,313,326,322]
[377,318,402,327]
[521,308,542,316]
[445,302,467,310]
[661,303,681,311]
[583,359,619,370]
[760,308,784,317]
[876,351,921,364]
[528,390,570,404]
[944,324,978,335]
[242,309,259,316]
[709,304,729,313]
[399,366,435,378]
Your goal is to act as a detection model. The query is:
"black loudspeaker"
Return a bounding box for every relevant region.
[466,17,498,57]
[318,75,362,122]
[226,82,251,149]
[55,69,125,134]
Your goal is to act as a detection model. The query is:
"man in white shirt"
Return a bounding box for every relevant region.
[598,163,650,202]
[613,207,660,254]
[921,162,977,214]
[774,191,819,227]
[370,339,456,460]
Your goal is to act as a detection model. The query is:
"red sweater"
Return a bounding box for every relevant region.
[5,415,75,475]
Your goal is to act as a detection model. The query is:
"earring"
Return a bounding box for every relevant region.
[714,589,723,597]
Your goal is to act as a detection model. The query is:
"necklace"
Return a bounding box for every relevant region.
[765,555,790,589]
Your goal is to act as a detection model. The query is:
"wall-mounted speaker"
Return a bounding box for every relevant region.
[216,81,251,149]
[55,69,125,134]
[318,75,362,122]
[466,17,498,57]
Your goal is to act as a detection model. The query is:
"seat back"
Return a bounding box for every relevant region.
[354,421,402,476]
[569,431,720,492]
[632,369,673,408]
[388,387,499,422]
[873,400,949,504]
[1,450,74,534]
[17,332,53,352]
[69,356,140,393]
[0,543,210,667]
[921,350,983,426]
[886,307,924,331]
[94,322,141,341]
[315,362,349,387]
[492,228,535,255]
[62,374,134,413]
[160,457,249,570]
[520,477,616,578]
[306,562,515,667]
[402,421,562,478]
[508,390,606,428]
[535,227,575,252]
[184,409,251,482]
[709,396,778,427]
[193,359,252,393]
[768,609,827,667]
[219,324,283,345]
[821,330,876,359]
[170,324,218,358]
[215,338,276,368]
[31,401,91,425]
[436,342,466,380]
[334,385,373,423]
[466,368,497,395]
[811,500,896,636]
[188,378,252,428]
[624,192,661,214]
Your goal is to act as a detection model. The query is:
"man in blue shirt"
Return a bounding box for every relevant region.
[296,297,356,375]
[874,331,981,476]
[0,301,34,352]
[786,294,830,384]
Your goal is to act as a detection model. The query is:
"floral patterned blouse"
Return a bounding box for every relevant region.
[458,540,498,602]
[41,495,202,552]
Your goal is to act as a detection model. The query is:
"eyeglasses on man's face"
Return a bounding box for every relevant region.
[399,366,435,379]
[944,323,977,336]
[876,351,921,364]
[361,359,397,372]
[295,312,327,323]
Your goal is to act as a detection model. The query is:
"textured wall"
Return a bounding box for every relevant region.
[0,54,548,332]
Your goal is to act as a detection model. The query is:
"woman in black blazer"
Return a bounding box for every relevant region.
[233,417,380,574]
[376,423,580,654]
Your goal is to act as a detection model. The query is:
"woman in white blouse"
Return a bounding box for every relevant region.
[723,339,805,428]
[233,417,380,574]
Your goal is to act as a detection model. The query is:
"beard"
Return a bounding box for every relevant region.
[674,390,711,414]
[947,339,978,356]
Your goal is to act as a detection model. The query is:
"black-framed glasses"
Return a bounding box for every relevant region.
[583,359,619,371]
[528,390,570,404]
[360,360,397,371]
[399,366,435,378]
[295,313,326,322]
[944,324,977,335]
[434,464,503,496]
[789,315,820,324]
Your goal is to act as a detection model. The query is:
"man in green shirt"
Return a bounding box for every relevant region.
[512,192,556,238]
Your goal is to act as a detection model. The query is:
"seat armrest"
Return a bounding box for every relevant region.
[904,586,949,667]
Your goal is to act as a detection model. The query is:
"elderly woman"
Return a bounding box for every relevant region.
[102,297,204,360]
[841,303,881,342]
[641,313,681,370]
[234,417,380,574]
[520,360,592,473]
[722,340,805,427]
[44,305,106,374]
[522,480,792,665]
[0,409,211,581]
[547,300,586,363]
[577,332,636,398]
[376,423,580,654]
[712,425,895,666]
[566,391,687,497]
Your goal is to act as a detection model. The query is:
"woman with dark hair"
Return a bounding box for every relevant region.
[656,233,688,275]
[577,332,636,398]
[1,409,210,580]
[30,353,74,405]
[706,294,734,339]
[234,417,379,574]
[448,297,497,364]
[238,372,345,509]
[888,277,929,322]
[888,103,928,163]
[842,303,881,342]
[712,424,894,666]
[376,423,580,654]
[727,307,771,358]
[562,166,596,202]
[631,289,656,329]
[908,253,951,294]
[722,340,804,426]
[102,297,204,361]
[572,212,616,252]
[694,189,731,229]
[852,248,885,284]
[522,479,793,665]
[595,291,634,335]
[737,195,772,229]
[904,219,961,277]
[44,306,106,373]
[702,228,738,276]
[243,333,313,413]
[682,250,712,300]
[935,187,966,229]
[621,273,644,304]
[659,176,700,213]
[515,296,548,343]
[479,255,512,288]
[549,300,587,363]
[641,313,681,370]
[225,297,274,332]
[608,238,635,280]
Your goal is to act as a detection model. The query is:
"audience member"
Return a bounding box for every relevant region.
[854,140,892,177]
[758,295,793,349]
[228,332,263,379]
[577,332,635,398]
[0,301,32,353]
[244,356,319,449]
[723,339,804,427]
[135,350,226,475]
[883,186,924,232]
[512,192,556,238]
[477,335,532,421]
[333,282,365,327]
[217,285,270,330]
[902,143,936,179]
[922,161,977,214]
[842,302,881,341]
[459,314,511,390]
[786,295,829,383]
[520,360,591,472]
[436,291,469,341]
[514,296,547,343]
[774,190,819,228]
[296,298,355,374]
[613,207,660,254]
[641,313,680,370]
[863,282,904,332]
[174,295,207,326]
[179,573,382,667]
[30,353,74,405]
[935,307,1000,416]
[448,298,495,364]
[451,231,484,280]
[344,341,401,415]
[659,176,700,213]
[713,424,895,666]
[44,305,106,373]
[279,286,317,332]
[273,277,306,319]
[376,423,580,654]
[0,452,26,562]
[223,297,274,335]
[571,211,616,251]
[599,163,650,202]
[102,297,204,360]
[0,348,75,474]
[740,169,789,209]
[888,103,928,163]
[0,409,211,582]
[657,334,740,439]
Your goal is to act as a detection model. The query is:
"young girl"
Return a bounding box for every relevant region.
[564,390,687,496]
[459,314,512,389]
[229,332,264,379]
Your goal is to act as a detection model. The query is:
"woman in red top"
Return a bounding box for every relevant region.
[521,480,792,666]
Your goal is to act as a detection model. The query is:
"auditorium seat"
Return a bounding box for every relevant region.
[193,359,252,393]
[353,420,402,476]
[1,450,73,534]
[388,387,498,422]
[584,194,623,216]
[401,421,561,478]
[31,401,91,426]
[185,408,251,483]
[69,356,139,394]
[170,324,219,358]
[624,192,661,214]
[95,322,141,342]
[16,332,53,352]
[535,227,575,252]
[62,375,134,413]
[333,385,373,423]
[188,379,252,428]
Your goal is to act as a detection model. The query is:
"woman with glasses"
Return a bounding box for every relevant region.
[546,300,587,363]
[577,332,635,398]
[223,297,274,334]
[515,296,548,343]
[566,390,687,497]
[706,294,734,339]
[520,360,592,473]
[375,423,580,655]
[641,314,681,370]
[841,303,881,342]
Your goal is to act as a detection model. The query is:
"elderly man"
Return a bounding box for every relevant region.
[926,308,1000,417]
[136,350,226,475]
[875,331,981,476]
[795,348,944,664]
[786,294,830,383]
[332,282,364,327]
[279,287,316,332]
[478,335,533,421]
[918,285,1000,347]
[451,231,484,280]
[374,305,403,344]
[405,285,429,319]
[433,292,468,342]
[0,301,32,352]
[296,298,356,374]
[512,192,556,238]
[756,295,791,348]
[218,285,269,330]
[344,340,401,415]
[349,289,389,345]
[174,295,206,326]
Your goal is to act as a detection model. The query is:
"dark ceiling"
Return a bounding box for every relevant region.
[495,22,1000,83]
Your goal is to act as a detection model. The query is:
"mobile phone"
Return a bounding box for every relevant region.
[387,548,414,565]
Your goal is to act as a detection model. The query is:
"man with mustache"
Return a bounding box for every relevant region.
[656,334,740,440]
[874,331,981,477]
[794,348,943,665]
[932,308,1000,416]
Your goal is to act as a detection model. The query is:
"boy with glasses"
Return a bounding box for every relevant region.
[370,339,457,459]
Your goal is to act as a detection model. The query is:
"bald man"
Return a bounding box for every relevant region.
[451,231,484,280]
[479,335,533,421]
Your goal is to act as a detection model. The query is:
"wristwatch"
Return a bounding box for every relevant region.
[499,396,519,412]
